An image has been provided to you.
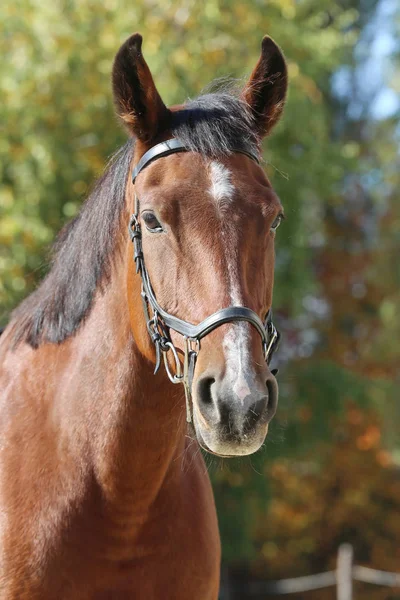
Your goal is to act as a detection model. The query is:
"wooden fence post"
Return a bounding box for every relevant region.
[337,543,353,600]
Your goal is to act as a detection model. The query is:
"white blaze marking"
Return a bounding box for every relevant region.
[208,161,235,209]
[223,324,252,403]
[207,161,253,402]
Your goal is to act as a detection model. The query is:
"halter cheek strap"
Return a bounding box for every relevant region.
[129,139,280,422]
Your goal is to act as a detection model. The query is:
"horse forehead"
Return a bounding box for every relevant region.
[137,151,276,214]
[139,152,260,192]
[137,152,208,196]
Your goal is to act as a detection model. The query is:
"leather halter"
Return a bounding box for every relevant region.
[129,139,280,422]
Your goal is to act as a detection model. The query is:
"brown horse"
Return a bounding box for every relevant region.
[0,33,287,599]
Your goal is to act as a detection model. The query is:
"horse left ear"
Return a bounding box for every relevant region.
[242,36,288,139]
[112,33,169,142]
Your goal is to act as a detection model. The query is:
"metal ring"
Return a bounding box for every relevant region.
[163,341,183,384]
[264,324,278,363]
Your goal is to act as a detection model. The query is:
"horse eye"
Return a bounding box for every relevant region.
[142,211,163,232]
[271,213,284,232]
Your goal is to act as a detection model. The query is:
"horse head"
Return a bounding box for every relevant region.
[113,33,288,457]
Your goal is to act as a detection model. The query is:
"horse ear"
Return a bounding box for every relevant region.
[242,36,288,139]
[112,33,169,142]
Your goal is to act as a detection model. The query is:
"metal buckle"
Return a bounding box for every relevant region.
[264,321,279,364]
[182,338,200,423]
[128,213,138,241]
[159,337,199,422]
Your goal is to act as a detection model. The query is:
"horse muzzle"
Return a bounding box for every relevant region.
[191,356,278,456]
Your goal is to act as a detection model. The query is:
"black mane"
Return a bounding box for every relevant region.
[12,90,258,347]
[11,140,134,348]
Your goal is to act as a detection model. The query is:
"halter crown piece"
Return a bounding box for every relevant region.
[129,139,280,423]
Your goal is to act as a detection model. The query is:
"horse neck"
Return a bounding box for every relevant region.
[59,230,188,510]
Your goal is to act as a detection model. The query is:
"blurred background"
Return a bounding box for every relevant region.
[1,1,399,598]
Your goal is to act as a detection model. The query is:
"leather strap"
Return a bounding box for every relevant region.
[132,138,260,183]
[143,265,270,342]
[132,139,187,183]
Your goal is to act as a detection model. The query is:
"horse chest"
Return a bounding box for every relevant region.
[91,459,221,599]
[0,449,221,600]
[97,514,221,600]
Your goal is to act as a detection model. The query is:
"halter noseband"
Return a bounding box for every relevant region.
[129,139,280,422]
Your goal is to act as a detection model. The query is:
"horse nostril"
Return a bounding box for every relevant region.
[196,376,219,424]
[197,377,216,406]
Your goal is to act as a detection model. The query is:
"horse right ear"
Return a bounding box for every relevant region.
[242,36,288,139]
[112,33,170,142]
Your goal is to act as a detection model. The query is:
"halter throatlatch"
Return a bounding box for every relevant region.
[129,139,280,422]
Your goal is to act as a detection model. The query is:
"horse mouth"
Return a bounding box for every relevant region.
[196,436,235,458]
[192,419,268,458]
